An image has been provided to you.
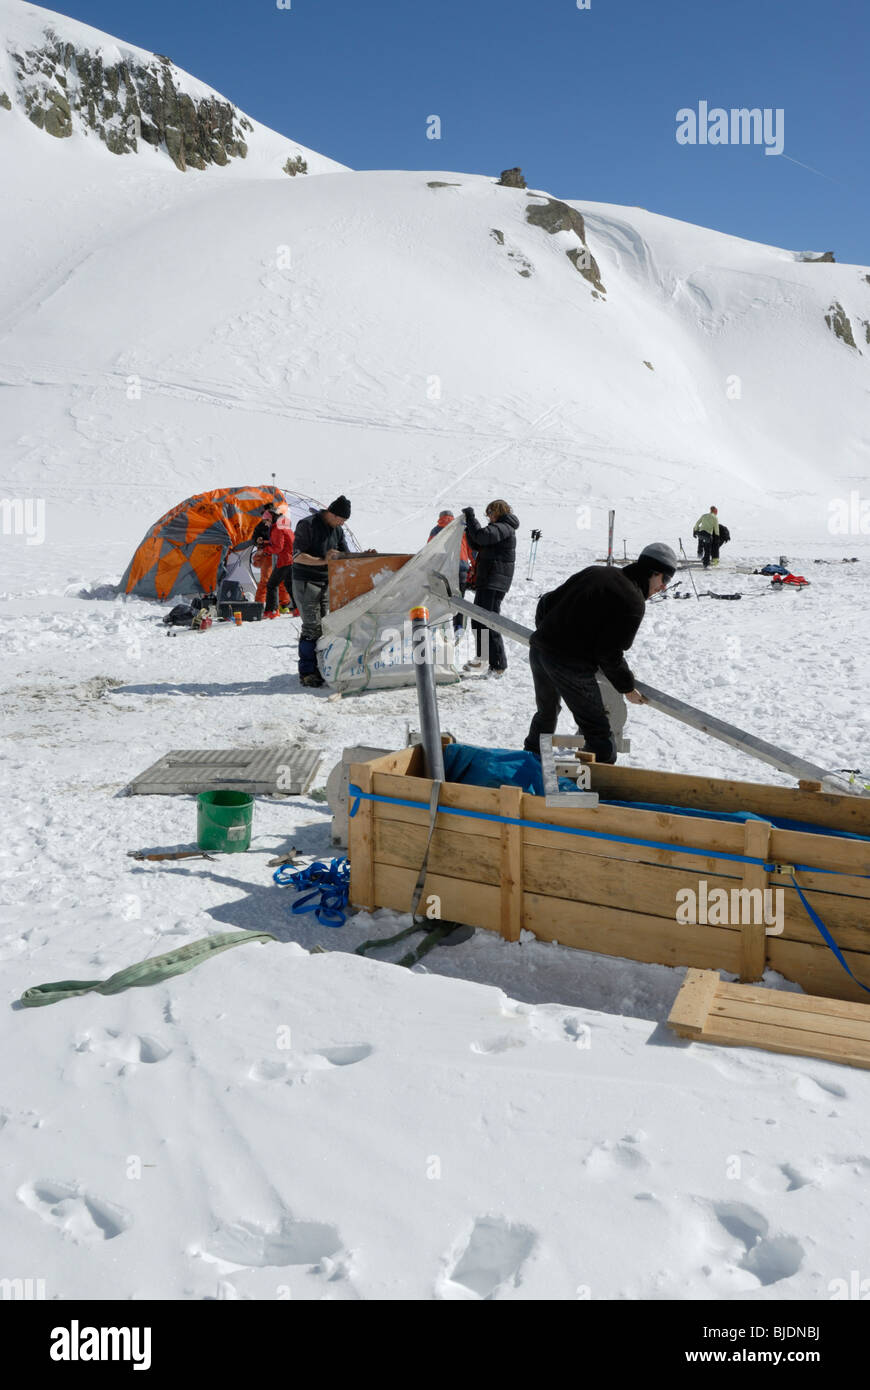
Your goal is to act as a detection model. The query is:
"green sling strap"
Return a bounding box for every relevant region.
[17,930,278,1008]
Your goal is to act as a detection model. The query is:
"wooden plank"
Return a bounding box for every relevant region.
[374,818,500,885]
[740,819,770,983]
[768,825,870,876]
[523,844,742,928]
[372,821,870,955]
[772,891,870,954]
[522,894,743,973]
[522,820,744,878]
[767,937,870,1005]
[702,1014,870,1067]
[712,996,870,1045]
[668,969,722,1035]
[769,866,870,903]
[372,863,500,932]
[520,792,748,857]
[668,972,870,1069]
[371,772,502,834]
[720,979,870,1021]
[367,746,423,777]
[589,761,870,837]
[349,761,376,910]
[499,784,523,942]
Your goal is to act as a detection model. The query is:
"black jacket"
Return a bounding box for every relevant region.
[292,510,349,585]
[462,509,519,593]
[532,563,647,692]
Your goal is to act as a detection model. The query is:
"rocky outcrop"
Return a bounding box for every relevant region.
[497,168,527,189]
[824,302,857,349]
[799,251,836,263]
[8,26,254,169]
[0,91,11,110]
[283,154,308,176]
[525,196,606,295]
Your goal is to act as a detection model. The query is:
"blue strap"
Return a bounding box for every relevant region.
[788,875,870,994]
[273,857,350,927]
[346,787,870,992]
[348,785,777,871]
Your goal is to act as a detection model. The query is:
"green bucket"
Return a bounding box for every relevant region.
[196,790,254,853]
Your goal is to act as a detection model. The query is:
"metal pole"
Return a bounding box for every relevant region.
[410,606,445,781]
[607,510,615,566]
[423,576,863,794]
[678,538,700,600]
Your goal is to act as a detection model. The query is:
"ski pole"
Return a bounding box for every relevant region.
[527,529,541,581]
[678,539,700,600]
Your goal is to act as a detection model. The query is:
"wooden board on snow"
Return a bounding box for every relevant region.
[668,968,870,1070]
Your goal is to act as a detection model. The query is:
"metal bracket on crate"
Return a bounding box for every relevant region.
[539,735,599,808]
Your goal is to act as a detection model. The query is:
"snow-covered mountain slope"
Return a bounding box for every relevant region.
[1,2,869,560]
[0,0,345,176]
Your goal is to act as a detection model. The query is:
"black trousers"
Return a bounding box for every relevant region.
[471,587,507,670]
[523,645,617,764]
[265,565,294,610]
[698,533,713,568]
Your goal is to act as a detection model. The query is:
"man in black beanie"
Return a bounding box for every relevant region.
[291,496,353,687]
[523,542,677,764]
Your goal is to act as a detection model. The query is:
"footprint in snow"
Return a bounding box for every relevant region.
[17,1180,131,1243]
[440,1216,537,1300]
[248,1043,372,1083]
[691,1197,804,1290]
[793,1073,847,1103]
[470,1035,526,1055]
[582,1136,650,1177]
[75,1027,171,1066]
[197,1215,343,1271]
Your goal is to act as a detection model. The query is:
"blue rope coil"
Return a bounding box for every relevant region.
[273,857,350,927]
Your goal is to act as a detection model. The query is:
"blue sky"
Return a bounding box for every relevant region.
[52,0,868,263]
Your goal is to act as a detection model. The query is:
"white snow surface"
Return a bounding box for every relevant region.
[1,2,870,1303]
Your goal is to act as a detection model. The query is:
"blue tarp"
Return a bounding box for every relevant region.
[441,745,869,842]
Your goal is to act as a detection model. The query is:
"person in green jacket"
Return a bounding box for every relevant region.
[693,506,719,568]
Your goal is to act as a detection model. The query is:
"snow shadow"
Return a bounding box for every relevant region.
[116,674,299,698]
[153,853,688,1021]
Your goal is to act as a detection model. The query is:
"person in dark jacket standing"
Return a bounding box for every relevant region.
[523,542,677,764]
[291,496,352,687]
[461,499,519,677]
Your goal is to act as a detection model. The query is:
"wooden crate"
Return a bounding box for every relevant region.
[669,969,870,1070]
[348,747,870,1002]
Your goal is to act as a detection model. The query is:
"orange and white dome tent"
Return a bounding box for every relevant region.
[119,485,350,602]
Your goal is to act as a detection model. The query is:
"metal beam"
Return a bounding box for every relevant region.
[426,575,863,795]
